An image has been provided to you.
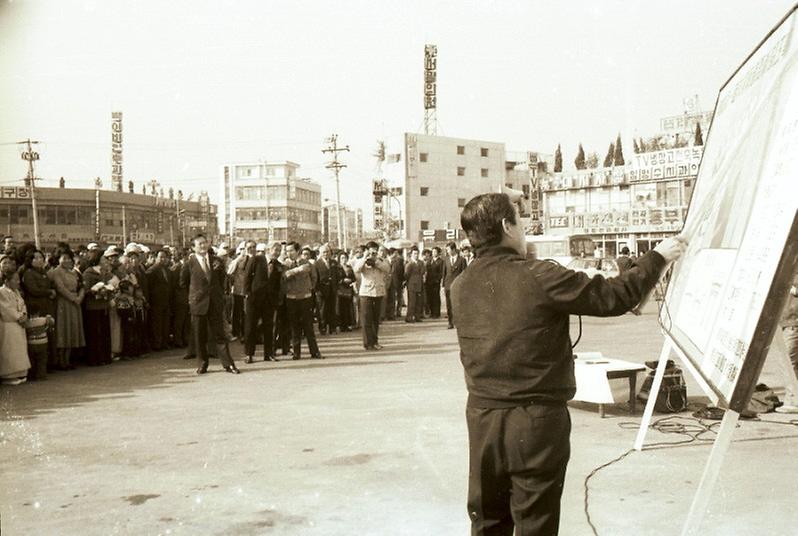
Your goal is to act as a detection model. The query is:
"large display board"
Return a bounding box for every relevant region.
[663,6,798,412]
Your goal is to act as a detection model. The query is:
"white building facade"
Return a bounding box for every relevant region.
[219,161,322,245]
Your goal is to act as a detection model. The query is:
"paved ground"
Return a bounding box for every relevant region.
[1,302,797,535]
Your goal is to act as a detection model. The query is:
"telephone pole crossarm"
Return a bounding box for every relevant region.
[322,134,350,250]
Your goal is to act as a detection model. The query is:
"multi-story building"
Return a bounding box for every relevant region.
[541,145,703,256]
[381,133,508,244]
[321,203,363,248]
[539,110,713,256]
[219,161,322,245]
[0,186,217,248]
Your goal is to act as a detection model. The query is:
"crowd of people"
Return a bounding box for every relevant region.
[0,233,475,384]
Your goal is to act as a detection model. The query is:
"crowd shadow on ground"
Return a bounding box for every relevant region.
[0,317,460,422]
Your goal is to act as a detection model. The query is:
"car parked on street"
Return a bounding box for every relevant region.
[566,257,620,279]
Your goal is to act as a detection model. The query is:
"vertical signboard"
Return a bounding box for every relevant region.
[111,112,123,192]
[424,45,437,110]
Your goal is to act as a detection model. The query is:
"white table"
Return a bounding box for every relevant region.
[572,352,647,418]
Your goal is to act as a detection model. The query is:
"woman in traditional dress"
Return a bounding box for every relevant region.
[0,272,30,384]
[48,250,85,370]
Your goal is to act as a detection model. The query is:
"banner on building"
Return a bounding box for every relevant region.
[419,228,465,243]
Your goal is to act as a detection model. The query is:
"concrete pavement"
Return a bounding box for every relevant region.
[1,303,797,535]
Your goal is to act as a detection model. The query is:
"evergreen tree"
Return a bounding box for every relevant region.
[59,177,65,188]
[639,137,647,153]
[633,138,640,154]
[694,122,704,146]
[574,144,586,170]
[128,180,134,193]
[554,144,562,172]
[603,143,615,167]
[586,151,599,169]
[613,133,625,166]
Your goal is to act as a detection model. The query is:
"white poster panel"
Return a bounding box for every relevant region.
[664,9,798,404]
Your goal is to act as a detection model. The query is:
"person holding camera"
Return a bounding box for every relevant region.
[352,241,390,350]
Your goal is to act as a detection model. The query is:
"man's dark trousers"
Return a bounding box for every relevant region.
[231,294,245,338]
[193,308,231,370]
[244,295,275,358]
[425,283,441,317]
[286,297,320,358]
[466,403,571,536]
[360,296,382,348]
[445,289,455,327]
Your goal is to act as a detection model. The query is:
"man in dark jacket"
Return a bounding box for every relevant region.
[425,247,444,318]
[146,249,172,351]
[451,193,686,535]
[243,241,283,362]
[616,246,634,273]
[441,241,467,329]
[385,248,404,320]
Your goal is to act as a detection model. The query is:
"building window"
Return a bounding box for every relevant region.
[481,147,489,157]
[458,198,466,208]
[420,187,429,196]
[457,167,466,176]
[265,167,275,176]
[420,220,429,230]
[480,168,488,178]
[457,145,465,155]
[505,183,513,189]
[420,152,428,162]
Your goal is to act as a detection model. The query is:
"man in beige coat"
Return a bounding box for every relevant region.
[352,241,390,350]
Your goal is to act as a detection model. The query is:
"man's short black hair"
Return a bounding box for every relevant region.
[446,241,457,251]
[387,247,396,255]
[192,234,206,246]
[432,246,441,254]
[365,241,379,250]
[620,246,630,255]
[460,193,516,250]
[410,246,419,253]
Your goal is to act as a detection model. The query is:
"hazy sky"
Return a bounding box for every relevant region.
[1,0,795,223]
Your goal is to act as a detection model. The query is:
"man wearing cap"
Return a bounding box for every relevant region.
[180,235,239,374]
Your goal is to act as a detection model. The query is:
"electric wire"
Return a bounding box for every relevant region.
[582,415,798,536]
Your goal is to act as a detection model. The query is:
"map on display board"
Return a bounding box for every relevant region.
[663,5,798,412]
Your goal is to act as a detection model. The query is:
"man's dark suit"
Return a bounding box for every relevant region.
[313,257,337,334]
[180,252,233,371]
[244,255,283,359]
[442,254,467,328]
[385,255,405,320]
[146,262,172,350]
[425,256,444,318]
[404,259,425,322]
[170,261,191,347]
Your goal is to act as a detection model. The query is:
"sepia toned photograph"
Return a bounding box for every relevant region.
[1,1,797,535]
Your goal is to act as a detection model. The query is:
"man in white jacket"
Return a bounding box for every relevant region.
[352,241,391,350]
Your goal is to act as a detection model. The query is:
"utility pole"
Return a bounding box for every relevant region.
[322,134,350,249]
[18,139,41,248]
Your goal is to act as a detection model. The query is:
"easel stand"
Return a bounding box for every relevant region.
[634,337,725,535]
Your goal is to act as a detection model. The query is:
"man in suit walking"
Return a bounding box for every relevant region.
[442,241,467,329]
[243,241,283,363]
[404,247,425,323]
[180,235,239,375]
[425,246,444,318]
